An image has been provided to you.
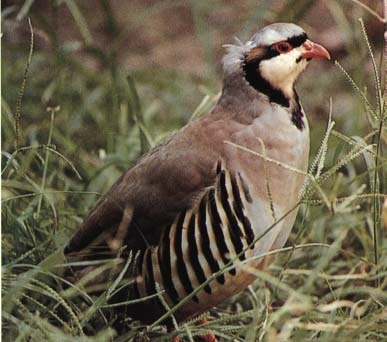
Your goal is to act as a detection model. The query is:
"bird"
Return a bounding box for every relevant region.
[64,22,330,338]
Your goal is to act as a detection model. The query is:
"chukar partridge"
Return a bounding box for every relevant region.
[65,22,330,331]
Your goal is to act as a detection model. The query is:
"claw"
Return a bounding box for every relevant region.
[200,332,217,342]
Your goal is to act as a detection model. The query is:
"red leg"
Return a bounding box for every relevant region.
[170,318,217,342]
[198,318,217,342]
[199,332,217,342]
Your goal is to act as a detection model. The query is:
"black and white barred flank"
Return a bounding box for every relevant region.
[130,161,256,308]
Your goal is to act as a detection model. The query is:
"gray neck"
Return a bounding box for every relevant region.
[215,71,303,129]
[216,72,275,123]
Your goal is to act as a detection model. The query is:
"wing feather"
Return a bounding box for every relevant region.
[65,112,244,255]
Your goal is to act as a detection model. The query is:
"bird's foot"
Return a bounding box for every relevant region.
[171,333,217,342]
[199,332,217,342]
[198,318,217,342]
[171,317,217,342]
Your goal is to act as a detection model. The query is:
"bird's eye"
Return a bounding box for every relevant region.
[273,42,292,54]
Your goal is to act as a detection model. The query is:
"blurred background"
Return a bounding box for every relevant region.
[2,1,386,341]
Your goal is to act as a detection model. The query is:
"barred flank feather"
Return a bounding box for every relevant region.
[132,161,255,311]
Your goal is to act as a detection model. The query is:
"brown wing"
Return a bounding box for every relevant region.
[64,111,245,255]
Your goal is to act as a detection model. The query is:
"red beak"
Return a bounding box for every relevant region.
[301,39,331,60]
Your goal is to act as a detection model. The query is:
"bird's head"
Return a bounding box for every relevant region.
[222,23,330,106]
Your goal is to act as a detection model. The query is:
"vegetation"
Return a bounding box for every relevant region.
[2,1,386,341]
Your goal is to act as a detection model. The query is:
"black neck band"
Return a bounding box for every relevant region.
[291,90,304,130]
[242,57,290,108]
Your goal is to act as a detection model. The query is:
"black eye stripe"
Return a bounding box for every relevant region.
[268,33,308,50]
[286,32,308,48]
[245,32,309,63]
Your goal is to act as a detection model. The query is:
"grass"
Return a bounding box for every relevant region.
[2,1,387,341]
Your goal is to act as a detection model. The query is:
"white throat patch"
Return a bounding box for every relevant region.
[259,47,309,98]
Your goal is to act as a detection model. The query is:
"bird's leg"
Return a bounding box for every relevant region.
[170,318,217,342]
[198,318,217,342]
[199,332,217,342]
[171,333,216,342]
